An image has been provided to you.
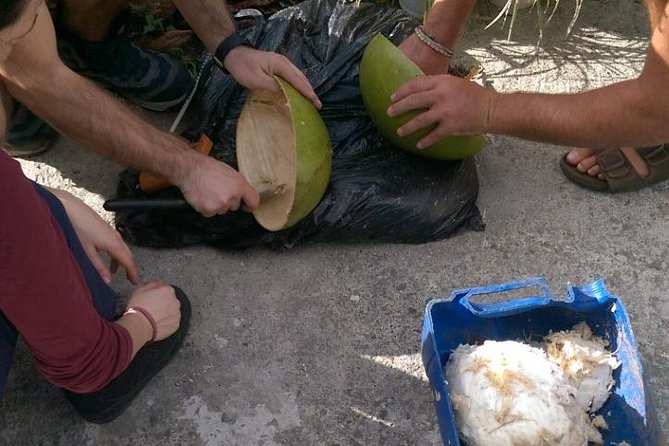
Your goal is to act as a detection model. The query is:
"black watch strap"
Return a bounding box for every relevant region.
[213,32,253,73]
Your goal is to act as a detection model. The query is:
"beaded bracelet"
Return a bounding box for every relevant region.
[414,25,454,59]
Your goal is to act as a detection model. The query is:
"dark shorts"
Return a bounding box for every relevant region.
[0,183,118,398]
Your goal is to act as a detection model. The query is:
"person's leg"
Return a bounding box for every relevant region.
[34,184,191,423]
[32,184,118,319]
[55,0,194,112]
[59,0,128,42]
[6,0,193,157]
[2,63,58,158]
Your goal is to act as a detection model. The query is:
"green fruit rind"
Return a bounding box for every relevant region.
[277,78,332,229]
[359,34,486,160]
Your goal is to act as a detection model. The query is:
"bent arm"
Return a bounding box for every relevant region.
[423,0,476,49]
[399,0,476,74]
[0,2,201,186]
[0,153,151,393]
[487,6,669,148]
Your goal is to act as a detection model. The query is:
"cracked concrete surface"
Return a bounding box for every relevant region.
[1,0,667,444]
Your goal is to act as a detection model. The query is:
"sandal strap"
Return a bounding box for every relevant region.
[639,144,669,167]
[597,148,630,179]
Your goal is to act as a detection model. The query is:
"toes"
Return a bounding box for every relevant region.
[587,165,601,176]
[566,147,597,165]
[577,156,598,174]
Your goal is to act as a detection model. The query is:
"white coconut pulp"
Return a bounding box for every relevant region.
[445,323,620,446]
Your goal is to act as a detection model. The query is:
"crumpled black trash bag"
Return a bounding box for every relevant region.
[114,0,484,249]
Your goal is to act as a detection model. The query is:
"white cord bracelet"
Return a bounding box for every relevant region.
[414,25,454,58]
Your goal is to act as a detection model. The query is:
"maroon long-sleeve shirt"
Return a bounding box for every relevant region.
[0,152,132,393]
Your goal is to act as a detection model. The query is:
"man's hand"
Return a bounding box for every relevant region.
[399,34,450,75]
[224,46,322,109]
[387,75,494,149]
[52,189,139,285]
[175,155,260,218]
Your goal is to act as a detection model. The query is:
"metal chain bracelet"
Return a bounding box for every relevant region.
[414,25,454,58]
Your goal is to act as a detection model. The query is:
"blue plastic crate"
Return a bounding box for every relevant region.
[421,277,665,446]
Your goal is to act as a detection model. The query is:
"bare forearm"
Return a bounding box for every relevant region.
[115,313,152,359]
[424,0,476,47]
[173,0,236,54]
[488,8,669,147]
[487,79,669,148]
[5,66,198,183]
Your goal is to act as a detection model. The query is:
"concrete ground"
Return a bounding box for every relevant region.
[1,0,667,444]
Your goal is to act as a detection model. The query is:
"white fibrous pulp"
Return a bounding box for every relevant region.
[445,323,620,446]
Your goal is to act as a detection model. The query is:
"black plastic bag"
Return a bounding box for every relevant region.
[115,0,484,249]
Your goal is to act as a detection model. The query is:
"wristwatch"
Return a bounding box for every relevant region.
[213,32,253,73]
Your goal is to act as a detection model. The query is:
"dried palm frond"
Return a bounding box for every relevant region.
[486,0,584,44]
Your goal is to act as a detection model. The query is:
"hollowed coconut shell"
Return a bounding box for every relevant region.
[236,77,332,232]
[359,34,486,160]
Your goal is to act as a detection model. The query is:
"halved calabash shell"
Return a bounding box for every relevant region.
[359,34,486,160]
[237,77,332,231]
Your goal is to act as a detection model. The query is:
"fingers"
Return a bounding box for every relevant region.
[397,108,440,141]
[181,156,266,217]
[242,182,260,211]
[227,47,322,109]
[389,88,437,121]
[86,244,112,284]
[227,197,242,212]
[417,128,446,150]
[101,231,139,285]
[89,240,139,285]
[273,56,322,109]
[390,77,437,106]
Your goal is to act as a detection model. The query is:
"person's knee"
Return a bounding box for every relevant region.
[58,0,129,13]
[56,0,129,10]
[57,0,129,40]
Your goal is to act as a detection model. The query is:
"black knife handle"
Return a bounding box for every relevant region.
[103,199,190,212]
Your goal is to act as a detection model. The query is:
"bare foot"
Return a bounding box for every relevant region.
[565,147,650,180]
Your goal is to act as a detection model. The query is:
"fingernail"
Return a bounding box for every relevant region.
[577,163,585,172]
[390,93,396,101]
[387,107,393,117]
[417,142,425,149]
[103,276,111,284]
[567,153,577,162]
[397,128,404,137]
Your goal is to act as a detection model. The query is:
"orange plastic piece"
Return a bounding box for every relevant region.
[138,135,214,193]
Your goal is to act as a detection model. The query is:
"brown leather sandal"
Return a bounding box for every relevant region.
[559,144,669,192]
